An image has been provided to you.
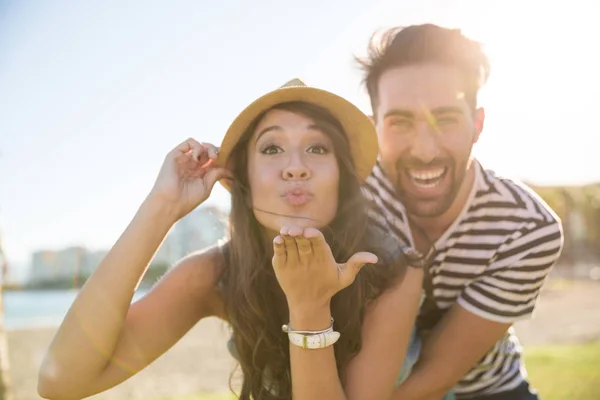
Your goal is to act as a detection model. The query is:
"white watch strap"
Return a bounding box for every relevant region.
[287,331,341,349]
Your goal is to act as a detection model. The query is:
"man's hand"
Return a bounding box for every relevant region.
[392,304,511,400]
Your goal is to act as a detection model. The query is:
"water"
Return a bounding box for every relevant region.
[3,289,148,330]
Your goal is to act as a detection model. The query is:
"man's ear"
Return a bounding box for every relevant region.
[473,107,485,143]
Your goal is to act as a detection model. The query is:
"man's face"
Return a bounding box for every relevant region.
[374,64,484,217]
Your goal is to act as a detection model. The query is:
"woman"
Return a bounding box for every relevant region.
[38,79,425,400]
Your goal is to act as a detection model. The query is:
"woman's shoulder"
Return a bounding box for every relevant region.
[157,242,228,318]
[171,242,228,291]
[137,242,229,321]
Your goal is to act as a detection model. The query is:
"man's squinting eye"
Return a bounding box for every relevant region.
[389,119,413,130]
[436,115,459,125]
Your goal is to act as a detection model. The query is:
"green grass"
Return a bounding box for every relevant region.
[155,342,600,400]
[525,341,600,400]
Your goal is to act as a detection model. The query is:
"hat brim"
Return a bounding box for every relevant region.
[216,85,378,192]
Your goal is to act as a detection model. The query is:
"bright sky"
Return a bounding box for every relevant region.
[1,0,598,281]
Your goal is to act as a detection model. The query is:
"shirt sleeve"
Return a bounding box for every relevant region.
[457,219,564,323]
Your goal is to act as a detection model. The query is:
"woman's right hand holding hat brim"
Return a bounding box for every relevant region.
[147,137,233,222]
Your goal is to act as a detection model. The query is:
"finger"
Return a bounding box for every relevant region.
[202,143,219,160]
[295,232,313,265]
[347,252,378,269]
[204,167,234,191]
[173,137,201,155]
[303,228,327,259]
[195,144,210,166]
[172,138,209,165]
[280,227,299,266]
[287,226,303,237]
[272,235,286,269]
[341,252,378,286]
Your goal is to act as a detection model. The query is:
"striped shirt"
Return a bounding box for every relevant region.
[362,160,564,398]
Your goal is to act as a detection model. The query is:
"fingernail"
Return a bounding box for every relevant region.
[274,236,283,244]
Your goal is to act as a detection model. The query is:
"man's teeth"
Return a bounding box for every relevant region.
[407,167,446,189]
[412,180,440,189]
[408,168,446,181]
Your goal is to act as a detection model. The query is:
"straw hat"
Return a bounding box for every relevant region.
[216,78,378,191]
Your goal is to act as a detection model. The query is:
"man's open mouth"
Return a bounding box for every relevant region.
[407,167,448,189]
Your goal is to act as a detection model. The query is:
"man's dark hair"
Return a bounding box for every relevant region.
[356,24,491,117]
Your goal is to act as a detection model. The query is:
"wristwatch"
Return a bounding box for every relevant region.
[287,331,341,350]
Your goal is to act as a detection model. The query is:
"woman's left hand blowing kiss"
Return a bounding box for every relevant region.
[272,226,378,317]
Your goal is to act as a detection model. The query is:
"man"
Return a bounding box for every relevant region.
[358,24,564,399]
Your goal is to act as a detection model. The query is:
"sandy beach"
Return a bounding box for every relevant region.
[7,280,600,400]
[8,317,239,400]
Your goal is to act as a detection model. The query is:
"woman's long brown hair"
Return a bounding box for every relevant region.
[219,101,405,399]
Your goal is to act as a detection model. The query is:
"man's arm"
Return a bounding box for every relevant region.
[392,305,511,400]
[392,219,564,400]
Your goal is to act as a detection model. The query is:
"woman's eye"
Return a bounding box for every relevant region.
[307,145,328,155]
[261,145,281,155]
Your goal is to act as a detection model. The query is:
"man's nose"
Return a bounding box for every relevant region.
[409,123,441,164]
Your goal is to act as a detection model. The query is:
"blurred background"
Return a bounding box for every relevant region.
[0,0,598,399]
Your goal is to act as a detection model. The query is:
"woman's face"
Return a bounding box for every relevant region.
[246,108,340,234]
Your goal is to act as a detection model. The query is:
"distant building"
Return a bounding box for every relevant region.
[30,246,88,284]
[27,205,229,286]
[84,250,109,276]
[156,205,229,266]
